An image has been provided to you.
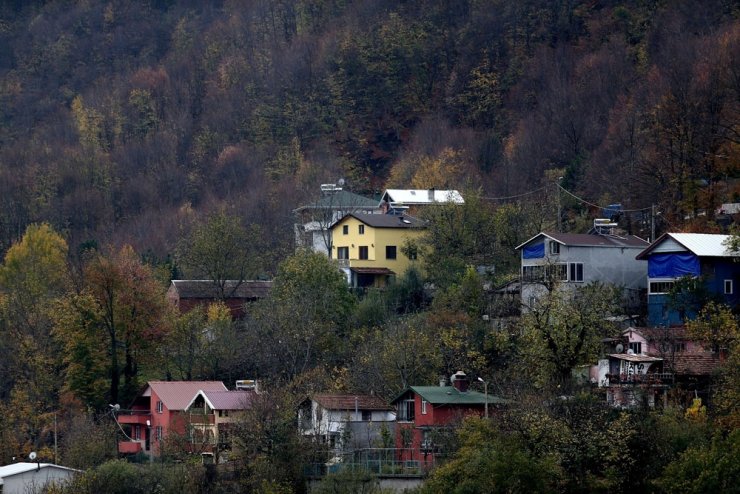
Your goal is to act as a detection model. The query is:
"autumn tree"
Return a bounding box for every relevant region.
[518,282,622,386]
[177,211,263,300]
[247,250,355,380]
[55,245,171,408]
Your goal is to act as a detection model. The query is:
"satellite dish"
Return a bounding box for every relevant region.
[615,343,624,353]
[29,452,37,461]
[337,178,345,187]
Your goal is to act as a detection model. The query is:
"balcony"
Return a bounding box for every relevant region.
[118,441,144,454]
[187,413,216,425]
[117,411,151,425]
[334,258,350,269]
[606,373,674,386]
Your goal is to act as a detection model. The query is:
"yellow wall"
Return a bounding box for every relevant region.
[331,216,424,276]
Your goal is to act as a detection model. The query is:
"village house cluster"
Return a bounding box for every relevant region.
[108,187,738,485]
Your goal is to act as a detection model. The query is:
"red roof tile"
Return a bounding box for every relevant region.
[312,394,393,411]
[148,381,227,410]
[669,353,721,376]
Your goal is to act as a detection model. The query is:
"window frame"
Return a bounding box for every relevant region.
[358,224,365,235]
[337,246,349,259]
[421,399,427,415]
[648,279,675,294]
[386,245,397,260]
[156,400,163,414]
[397,398,415,422]
[724,279,733,295]
[361,410,372,421]
[342,225,348,235]
[549,242,560,255]
[628,342,642,354]
[156,425,163,441]
[359,246,369,260]
[569,262,584,282]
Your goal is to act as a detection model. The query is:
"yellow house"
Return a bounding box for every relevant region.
[330,213,426,288]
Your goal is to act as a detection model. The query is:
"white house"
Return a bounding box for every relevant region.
[298,394,396,454]
[0,462,78,494]
[516,231,650,310]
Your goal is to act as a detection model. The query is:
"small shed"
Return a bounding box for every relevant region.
[0,462,78,494]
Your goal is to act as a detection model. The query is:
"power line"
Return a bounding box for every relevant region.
[556,184,653,213]
[481,186,548,201]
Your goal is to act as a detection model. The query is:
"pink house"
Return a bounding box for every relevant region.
[116,381,249,458]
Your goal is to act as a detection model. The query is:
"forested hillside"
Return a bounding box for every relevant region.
[0,0,738,264]
[1,2,740,492]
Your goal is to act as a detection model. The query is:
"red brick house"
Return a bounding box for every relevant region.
[116,381,252,458]
[166,280,272,319]
[390,372,508,469]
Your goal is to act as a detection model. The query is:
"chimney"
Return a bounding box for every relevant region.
[451,371,469,392]
[439,376,448,387]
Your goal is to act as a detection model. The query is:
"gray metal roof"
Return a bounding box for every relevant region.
[516,232,649,250]
[636,232,738,259]
[0,463,78,478]
[294,190,379,212]
[381,189,464,205]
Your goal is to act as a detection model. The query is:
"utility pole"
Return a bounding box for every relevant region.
[557,177,563,232]
[651,204,656,242]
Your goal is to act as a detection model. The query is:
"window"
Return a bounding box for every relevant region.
[156,426,163,441]
[134,425,141,440]
[553,263,567,281]
[421,400,427,415]
[362,410,372,421]
[649,280,675,294]
[386,245,397,260]
[569,263,584,282]
[398,399,415,422]
[359,246,369,260]
[156,400,163,413]
[337,247,349,259]
[550,242,560,255]
[673,342,686,353]
[725,279,733,295]
[358,224,365,234]
[522,265,545,282]
[628,342,642,354]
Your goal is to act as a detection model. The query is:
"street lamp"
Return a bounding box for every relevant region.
[477,377,488,419]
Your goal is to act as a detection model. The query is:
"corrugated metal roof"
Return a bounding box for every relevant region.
[516,232,649,250]
[294,190,380,212]
[664,233,735,257]
[148,381,227,410]
[393,386,509,406]
[381,189,464,205]
[169,280,272,299]
[637,232,738,259]
[0,463,78,478]
[312,394,394,411]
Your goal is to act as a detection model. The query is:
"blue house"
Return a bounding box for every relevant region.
[636,233,740,326]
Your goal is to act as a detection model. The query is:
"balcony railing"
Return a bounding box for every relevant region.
[606,373,674,385]
[118,441,144,454]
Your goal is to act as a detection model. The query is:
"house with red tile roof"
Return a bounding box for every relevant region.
[298,393,396,456]
[116,381,254,459]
